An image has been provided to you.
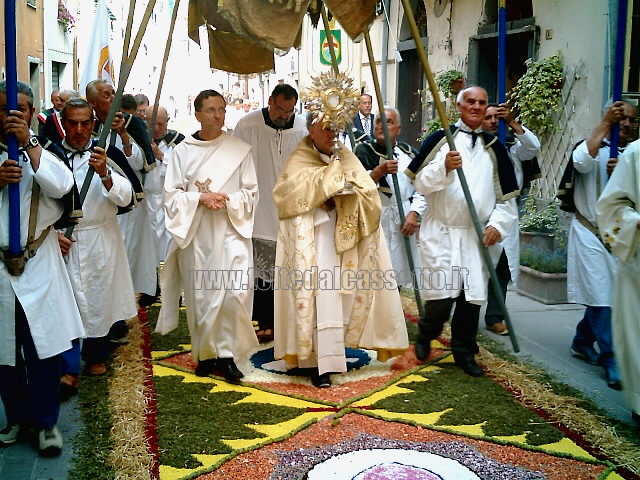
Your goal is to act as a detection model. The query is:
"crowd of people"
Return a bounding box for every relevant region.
[1,76,639,459]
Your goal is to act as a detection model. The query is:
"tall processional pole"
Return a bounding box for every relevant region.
[4,0,21,256]
[497,0,507,143]
[609,0,629,159]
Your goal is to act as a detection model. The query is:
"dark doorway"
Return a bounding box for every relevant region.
[468,21,538,103]
[396,48,424,147]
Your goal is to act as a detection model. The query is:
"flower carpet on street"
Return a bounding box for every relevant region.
[75,299,640,480]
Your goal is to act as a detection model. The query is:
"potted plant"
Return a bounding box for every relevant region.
[519,188,560,252]
[517,189,568,304]
[507,53,564,139]
[420,69,464,140]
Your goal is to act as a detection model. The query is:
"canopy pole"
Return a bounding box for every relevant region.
[363,30,424,318]
[4,0,21,255]
[320,6,358,148]
[66,0,157,240]
[399,0,520,352]
[97,0,156,149]
[609,0,629,159]
[122,0,136,64]
[497,0,507,142]
[149,0,181,139]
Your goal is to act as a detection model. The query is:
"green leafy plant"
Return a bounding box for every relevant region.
[519,188,567,272]
[435,69,465,98]
[419,69,464,142]
[519,190,560,234]
[508,54,564,137]
[520,244,567,273]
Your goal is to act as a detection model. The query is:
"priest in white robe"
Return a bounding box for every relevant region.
[157,90,259,383]
[145,105,185,264]
[597,137,640,429]
[233,84,307,342]
[273,111,409,388]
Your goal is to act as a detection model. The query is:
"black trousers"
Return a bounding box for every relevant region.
[418,290,481,358]
[253,278,274,331]
[484,249,511,326]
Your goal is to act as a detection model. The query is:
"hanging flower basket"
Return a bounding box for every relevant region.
[57,0,75,31]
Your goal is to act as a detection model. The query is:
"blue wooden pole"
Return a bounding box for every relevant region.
[609,0,628,158]
[4,0,21,255]
[497,0,507,143]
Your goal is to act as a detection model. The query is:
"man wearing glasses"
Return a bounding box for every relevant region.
[233,84,307,343]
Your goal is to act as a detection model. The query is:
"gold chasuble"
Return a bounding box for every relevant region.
[272,137,409,370]
[273,137,380,253]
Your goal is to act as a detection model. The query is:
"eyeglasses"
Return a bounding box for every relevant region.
[274,105,295,116]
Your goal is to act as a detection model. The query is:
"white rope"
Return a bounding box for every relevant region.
[381,0,403,62]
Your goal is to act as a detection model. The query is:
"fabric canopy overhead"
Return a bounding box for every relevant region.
[188,0,378,74]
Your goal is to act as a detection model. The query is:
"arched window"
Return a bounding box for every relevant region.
[399,0,427,42]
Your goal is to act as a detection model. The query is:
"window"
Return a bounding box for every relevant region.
[52,61,65,91]
[27,0,36,8]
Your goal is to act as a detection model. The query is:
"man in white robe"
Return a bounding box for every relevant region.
[597,137,640,431]
[57,98,138,377]
[482,103,541,335]
[409,87,518,377]
[86,79,158,306]
[355,107,426,288]
[145,105,185,264]
[233,84,307,342]
[0,81,84,455]
[157,89,259,383]
[567,101,636,391]
[273,112,409,388]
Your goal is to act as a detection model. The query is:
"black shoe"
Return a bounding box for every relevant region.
[454,356,484,377]
[138,293,158,308]
[311,371,332,388]
[632,411,640,432]
[108,320,130,346]
[414,341,431,362]
[217,358,244,383]
[195,359,217,377]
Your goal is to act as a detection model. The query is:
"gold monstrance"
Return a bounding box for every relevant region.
[301,72,360,159]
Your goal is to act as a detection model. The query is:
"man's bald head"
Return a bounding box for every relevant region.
[147,105,169,140]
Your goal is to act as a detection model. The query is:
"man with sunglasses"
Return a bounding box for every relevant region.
[233,84,307,343]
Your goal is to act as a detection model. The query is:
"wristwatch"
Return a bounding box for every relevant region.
[21,136,40,151]
[99,168,112,181]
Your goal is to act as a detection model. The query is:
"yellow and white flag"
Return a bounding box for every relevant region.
[78,0,115,96]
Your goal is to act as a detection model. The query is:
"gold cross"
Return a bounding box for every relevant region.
[195,178,212,193]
